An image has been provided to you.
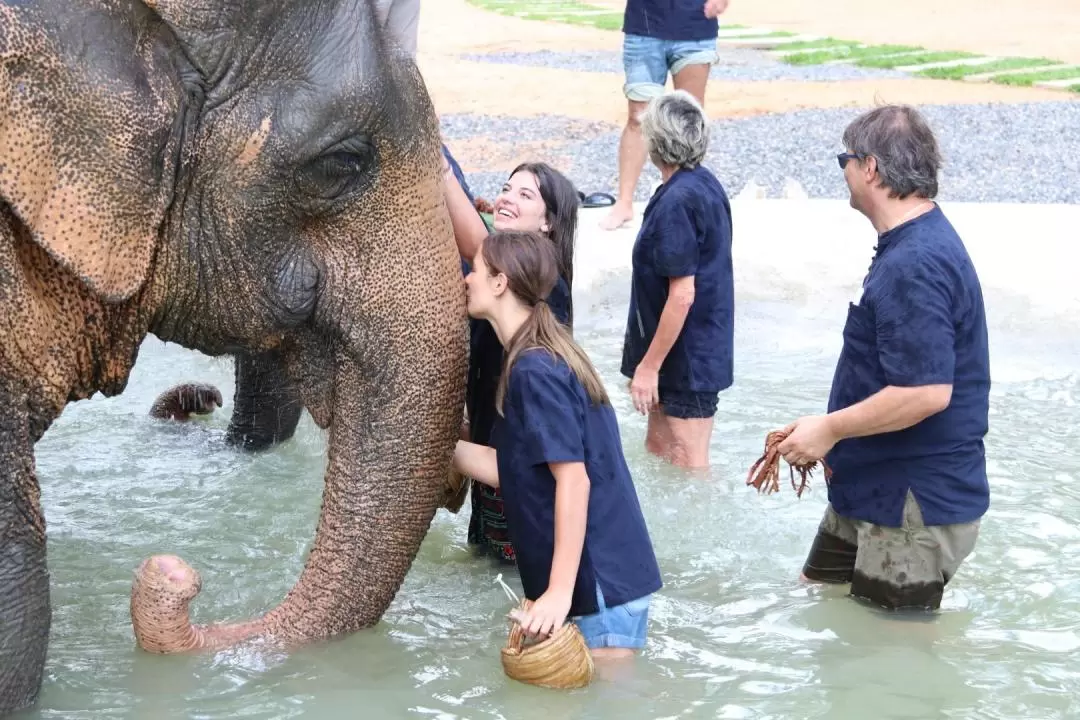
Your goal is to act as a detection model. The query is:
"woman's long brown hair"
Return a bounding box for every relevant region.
[482,230,609,415]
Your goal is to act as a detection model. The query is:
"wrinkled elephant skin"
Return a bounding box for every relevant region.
[0,0,467,714]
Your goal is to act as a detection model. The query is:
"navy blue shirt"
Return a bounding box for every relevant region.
[621,165,734,394]
[623,0,718,41]
[492,350,663,617]
[825,206,991,528]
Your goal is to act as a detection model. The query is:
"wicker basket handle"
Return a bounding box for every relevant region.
[505,598,534,652]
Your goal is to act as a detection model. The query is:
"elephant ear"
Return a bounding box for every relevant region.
[0,3,182,302]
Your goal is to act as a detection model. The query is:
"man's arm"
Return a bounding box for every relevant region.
[828,384,952,441]
[638,275,695,372]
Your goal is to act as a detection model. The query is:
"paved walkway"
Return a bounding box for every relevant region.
[415,0,1070,125]
[590,0,1080,65]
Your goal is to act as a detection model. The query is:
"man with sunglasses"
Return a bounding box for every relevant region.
[777,105,991,613]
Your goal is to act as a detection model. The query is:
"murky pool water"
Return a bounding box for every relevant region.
[32,229,1080,719]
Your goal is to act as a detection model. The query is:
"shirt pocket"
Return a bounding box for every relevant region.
[841,302,877,360]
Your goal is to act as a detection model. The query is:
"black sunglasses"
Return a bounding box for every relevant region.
[836,152,866,169]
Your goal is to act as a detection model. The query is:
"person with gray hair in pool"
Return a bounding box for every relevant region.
[777,104,991,612]
[621,89,734,469]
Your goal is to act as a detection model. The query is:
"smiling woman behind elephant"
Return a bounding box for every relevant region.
[441,159,579,563]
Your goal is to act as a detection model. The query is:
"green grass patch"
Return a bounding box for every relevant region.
[781,44,923,66]
[467,0,624,29]
[915,57,1059,79]
[770,37,858,52]
[854,50,977,68]
[991,66,1080,86]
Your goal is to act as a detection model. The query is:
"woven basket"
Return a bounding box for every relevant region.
[441,467,469,513]
[500,599,594,689]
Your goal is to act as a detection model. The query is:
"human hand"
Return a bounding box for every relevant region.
[508,588,573,640]
[629,363,660,415]
[777,415,839,466]
[704,0,729,18]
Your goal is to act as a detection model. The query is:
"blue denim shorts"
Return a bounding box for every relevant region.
[572,584,652,649]
[623,33,719,101]
[660,388,719,419]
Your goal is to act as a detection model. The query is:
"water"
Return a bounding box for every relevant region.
[31,201,1080,719]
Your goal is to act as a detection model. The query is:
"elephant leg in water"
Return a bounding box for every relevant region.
[146,350,303,448]
[149,383,223,421]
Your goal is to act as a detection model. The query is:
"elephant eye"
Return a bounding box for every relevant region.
[294,137,377,205]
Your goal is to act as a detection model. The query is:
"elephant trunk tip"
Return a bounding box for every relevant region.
[131,554,205,654]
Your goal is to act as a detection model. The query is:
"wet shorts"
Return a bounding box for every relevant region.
[659,388,719,419]
[623,33,719,102]
[802,490,981,611]
[572,584,652,649]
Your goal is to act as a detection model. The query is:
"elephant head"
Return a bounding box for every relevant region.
[0,0,466,712]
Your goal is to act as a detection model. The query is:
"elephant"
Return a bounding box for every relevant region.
[0,0,469,714]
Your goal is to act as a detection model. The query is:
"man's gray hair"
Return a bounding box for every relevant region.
[842,104,942,199]
[640,90,709,170]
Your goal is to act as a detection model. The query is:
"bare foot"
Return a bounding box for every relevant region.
[598,204,634,230]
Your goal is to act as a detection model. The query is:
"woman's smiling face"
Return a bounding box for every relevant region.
[492,170,548,234]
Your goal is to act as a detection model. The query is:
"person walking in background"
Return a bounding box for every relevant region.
[599,0,730,231]
[779,105,991,611]
[621,90,734,470]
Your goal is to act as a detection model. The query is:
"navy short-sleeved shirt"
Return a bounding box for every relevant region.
[620,165,734,394]
[623,0,718,41]
[463,271,572,445]
[825,206,991,528]
[492,350,663,617]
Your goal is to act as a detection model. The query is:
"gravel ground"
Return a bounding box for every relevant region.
[441,101,1080,204]
[460,48,911,83]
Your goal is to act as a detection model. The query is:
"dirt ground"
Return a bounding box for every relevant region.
[416,0,1073,124]
[592,0,1080,66]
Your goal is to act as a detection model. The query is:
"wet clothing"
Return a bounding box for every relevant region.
[464,277,571,562]
[573,582,652,649]
[621,165,734,409]
[802,491,981,611]
[659,387,718,419]
[824,205,991,529]
[623,0,718,41]
[493,349,663,617]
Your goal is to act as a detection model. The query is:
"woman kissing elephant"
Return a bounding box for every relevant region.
[0,0,468,714]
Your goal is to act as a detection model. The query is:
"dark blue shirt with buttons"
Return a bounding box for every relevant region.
[825,206,991,528]
[492,350,663,617]
[620,165,735,394]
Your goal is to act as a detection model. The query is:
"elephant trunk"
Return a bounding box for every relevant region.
[131,313,467,654]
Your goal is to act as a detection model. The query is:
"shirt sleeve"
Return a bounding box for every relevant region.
[547,276,572,326]
[509,358,586,467]
[649,199,700,278]
[874,256,956,386]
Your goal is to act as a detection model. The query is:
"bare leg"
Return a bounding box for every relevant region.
[672,62,711,106]
[599,100,648,231]
[591,647,638,683]
[644,409,672,459]
[647,410,713,469]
